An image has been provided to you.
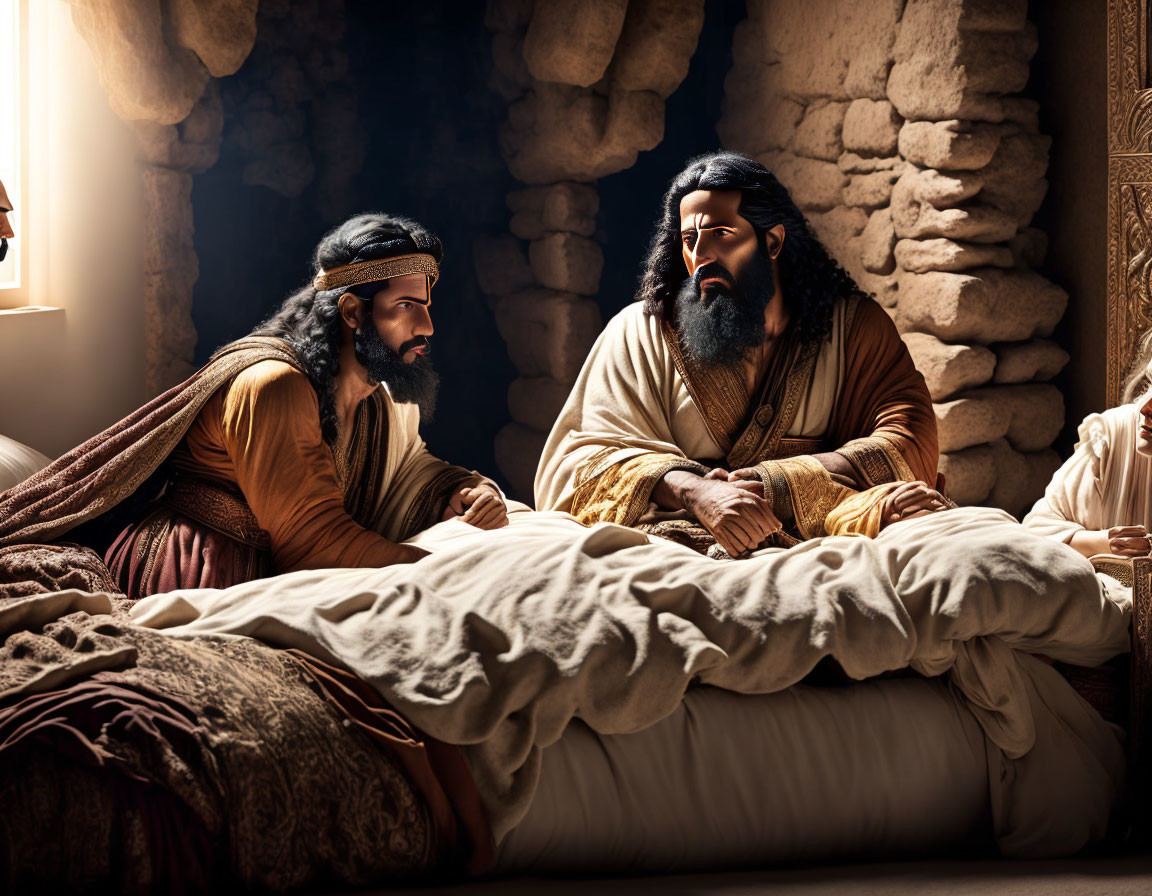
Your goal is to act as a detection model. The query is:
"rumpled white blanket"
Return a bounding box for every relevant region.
[130,506,1131,855]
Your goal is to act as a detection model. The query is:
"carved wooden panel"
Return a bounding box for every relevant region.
[1109,0,1152,403]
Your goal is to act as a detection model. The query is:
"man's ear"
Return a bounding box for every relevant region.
[337,291,364,331]
[763,224,786,260]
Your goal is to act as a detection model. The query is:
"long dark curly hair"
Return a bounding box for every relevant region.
[637,151,867,344]
[249,212,443,443]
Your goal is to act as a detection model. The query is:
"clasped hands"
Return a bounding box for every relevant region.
[441,482,509,529]
[670,467,948,558]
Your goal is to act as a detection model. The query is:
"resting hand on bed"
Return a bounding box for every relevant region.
[1069,524,1151,559]
[682,472,782,556]
[442,483,509,529]
[880,481,949,529]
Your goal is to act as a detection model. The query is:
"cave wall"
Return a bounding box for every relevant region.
[717,0,1070,515]
[478,0,709,498]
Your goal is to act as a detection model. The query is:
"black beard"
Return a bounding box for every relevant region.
[353,325,439,423]
[673,251,776,367]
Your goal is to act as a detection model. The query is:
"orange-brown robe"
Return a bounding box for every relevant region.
[0,337,485,597]
[534,296,938,550]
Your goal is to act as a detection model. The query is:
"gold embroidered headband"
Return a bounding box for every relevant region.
[313,252,439,291]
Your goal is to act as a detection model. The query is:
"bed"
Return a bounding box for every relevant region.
[0,501,1140,893]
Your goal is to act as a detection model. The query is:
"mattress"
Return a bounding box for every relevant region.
[495,676,990,873]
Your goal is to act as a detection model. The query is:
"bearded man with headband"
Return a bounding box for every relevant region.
[535,152,945,557]
[0,212,506,598]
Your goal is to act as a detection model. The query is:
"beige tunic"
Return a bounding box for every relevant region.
[1022,404,1152,542]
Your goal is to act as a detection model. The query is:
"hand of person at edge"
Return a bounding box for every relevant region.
[684,476,782,557]
[879,480,950,529]
[442,483,509,529]
[1105,524,1151,556]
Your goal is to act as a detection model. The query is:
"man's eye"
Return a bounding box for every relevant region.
[682,235,694,246]
[398,301,412,309]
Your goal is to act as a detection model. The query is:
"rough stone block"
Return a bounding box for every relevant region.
[529,233,604,295]
[508,377,573,432]
[842,99,901,156]
[935,393,1012,453]
[758,152,847,212]
[843,170,900,209]
[503,84,665,183]
[858,208,897,275]
[894,238,1013,273]
[891,171,1017,243]
[980,131,1051,226]
[975,383,1065,452]
[1001,97,1041,132]
[838,153,901,174]
[718,79,804,156]
[992,339,1070,384]
[68,0,213,124]
[987,442,1061,518]
[508,183,599,240]
[889,2,1032,121]
[856,271,900,308]
[522,0,629,87]
[610,0,707,99]
[791,102,849,162]
[938,444,997,505]
[494,291,603,381]
[169,0,258,77]
[495,422,548,502]
[809,207,869,272]
[473,235,534,299]
[903,168,985,207]
[896,269,1067,343]
[902,332,996,400]
[898,121,1001,171]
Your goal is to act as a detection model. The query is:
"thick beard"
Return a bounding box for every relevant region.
[353,325,439,423]
[674,250,776,367]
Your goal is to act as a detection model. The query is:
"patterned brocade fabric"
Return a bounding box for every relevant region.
[571,447,707,528]
[0,595,440,893]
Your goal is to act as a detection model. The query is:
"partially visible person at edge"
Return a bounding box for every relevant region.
[0,213,507,598]
[1023,329,1152,559]
[535,151,948,558]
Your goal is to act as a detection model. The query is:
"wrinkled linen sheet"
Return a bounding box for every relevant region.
[130,506,1132,855]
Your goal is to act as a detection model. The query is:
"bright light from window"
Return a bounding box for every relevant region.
[0,0,20,292]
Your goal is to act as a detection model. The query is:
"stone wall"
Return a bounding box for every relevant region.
[717,0,1067,516]
[65,0,259,393]
[478,0,707,498]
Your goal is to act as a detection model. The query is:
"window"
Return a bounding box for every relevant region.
[0,0,22,299]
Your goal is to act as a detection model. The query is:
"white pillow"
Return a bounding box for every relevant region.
[0,433,52,492]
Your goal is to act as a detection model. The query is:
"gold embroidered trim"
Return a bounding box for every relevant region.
[727,339,820,470]
[164,476,272,549]
[662,321,747,455]
[757,455,849,540]
[837,436,916,488]
[313,253,439,291]
[571,448,706,527]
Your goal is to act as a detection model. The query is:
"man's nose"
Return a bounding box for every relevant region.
[1141,392,1152,418]
[689,232,716,273]
[415,305,433,337]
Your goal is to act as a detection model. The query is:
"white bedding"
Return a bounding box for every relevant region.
[129,505,1131,857]
[496,678,991,873]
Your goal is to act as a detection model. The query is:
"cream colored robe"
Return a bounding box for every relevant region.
[535,298,937,543]
[1023,403,1152,541]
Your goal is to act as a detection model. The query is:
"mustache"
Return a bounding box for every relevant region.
[693,262,736,291]
[398,336,431,355]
